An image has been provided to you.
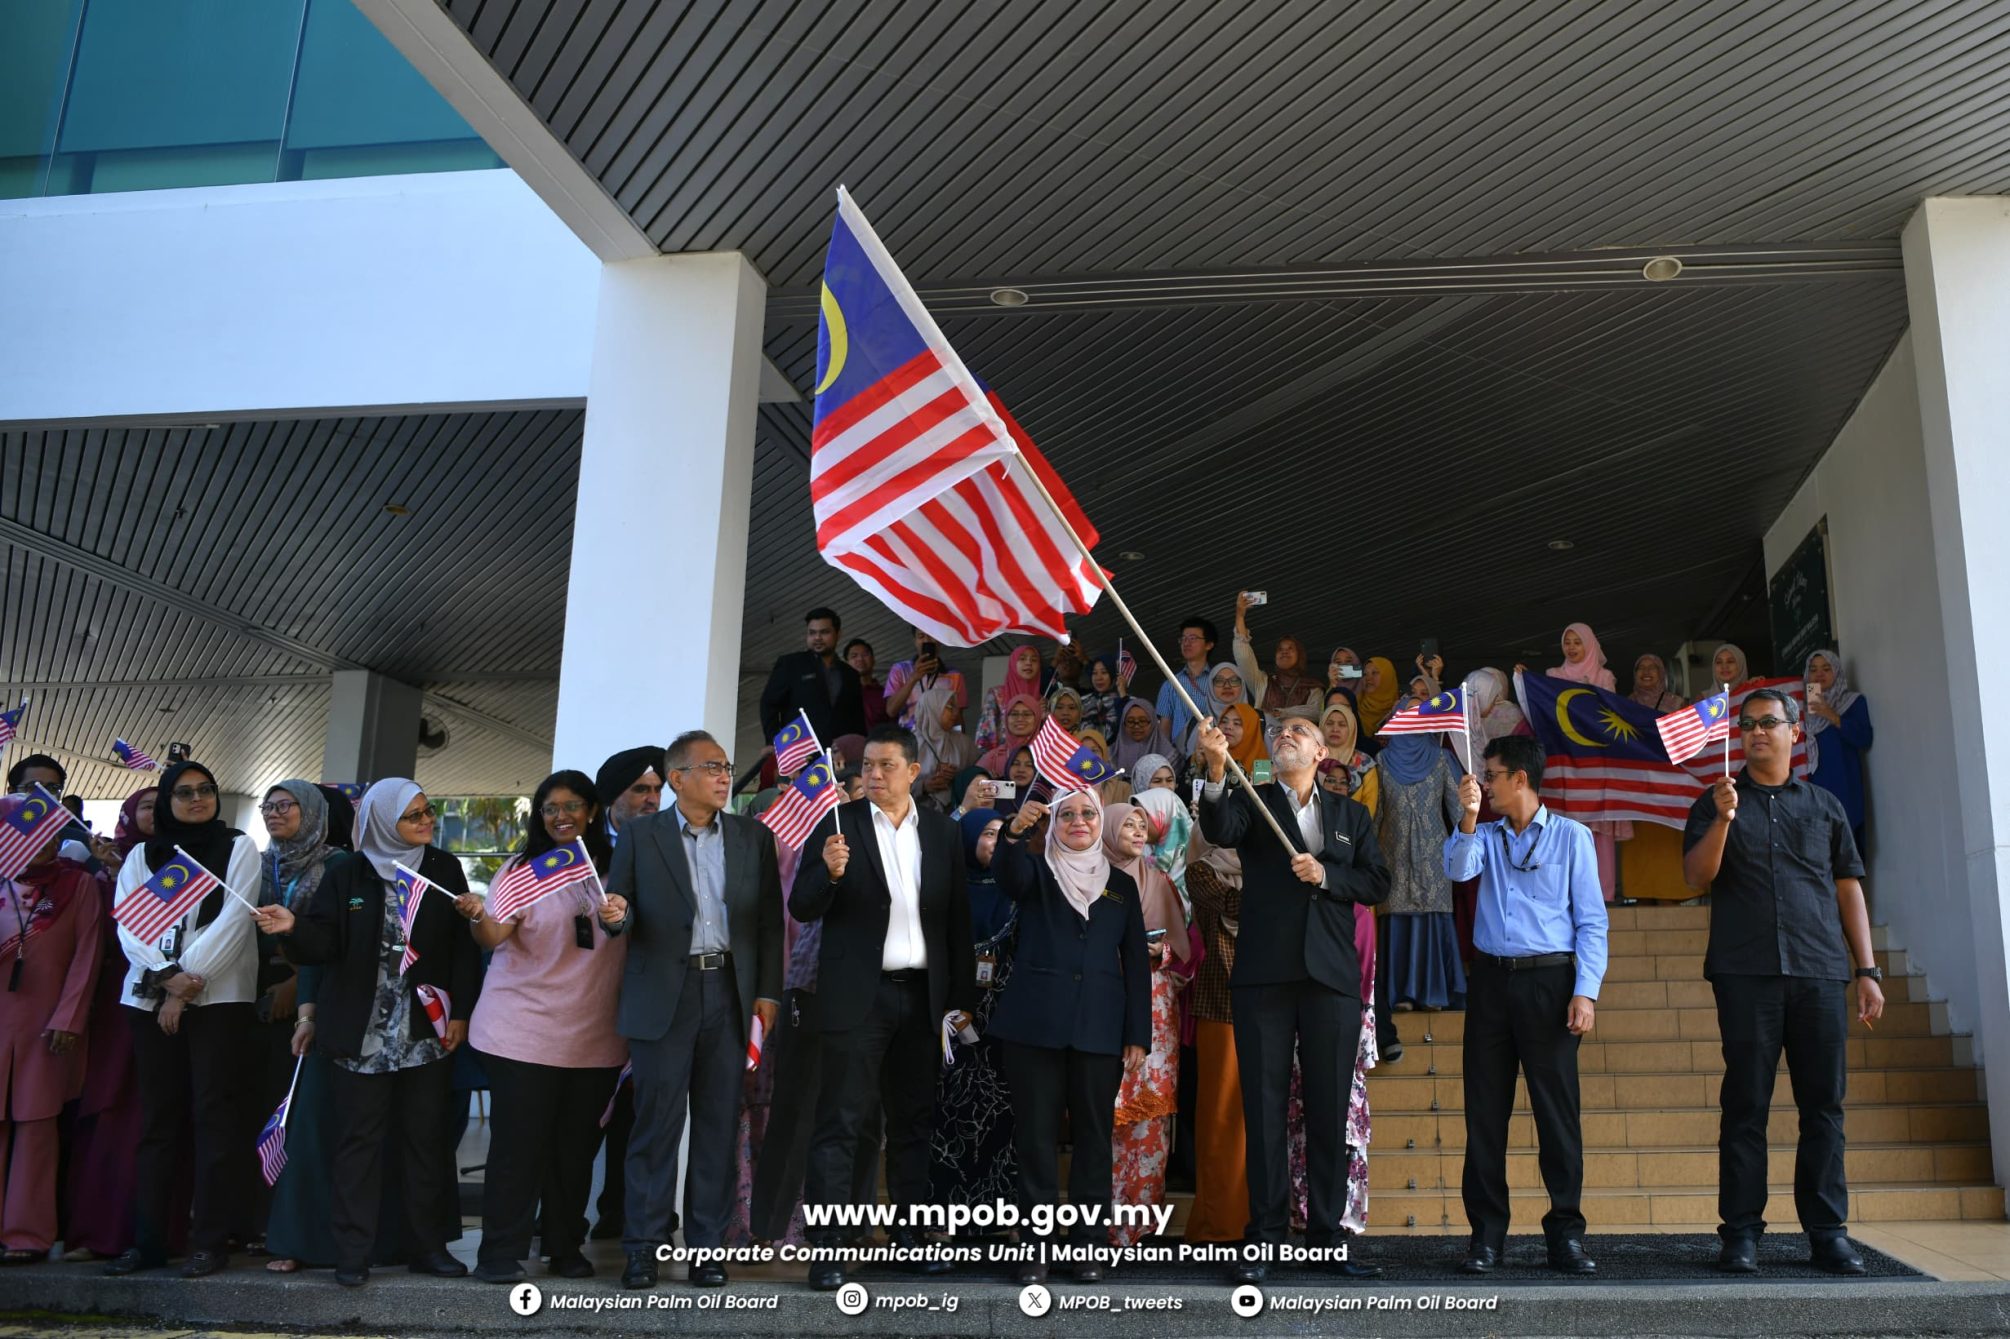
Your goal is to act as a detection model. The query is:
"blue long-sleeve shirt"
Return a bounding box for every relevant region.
[1444,805,1608,999]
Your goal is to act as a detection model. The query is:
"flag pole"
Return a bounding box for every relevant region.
[1004,458,1296,852]
[393,861,463,908]
[279,1052,304,1130]
[175,844,262,917]
[1722,681,1732,778]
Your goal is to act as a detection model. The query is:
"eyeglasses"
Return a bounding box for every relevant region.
[1178,634,1206,645]
[673,761,734,777]
[1276,724,1320,740]
[7,782,62,798]
[258,799,298,817]
[540,799,590,818]
[398,804,438,823]
[172,783,219,802]
[1738,716,1789,732]
[1480,769,1516,784]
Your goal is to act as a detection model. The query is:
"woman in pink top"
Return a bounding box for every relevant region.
[467,770,627,1284]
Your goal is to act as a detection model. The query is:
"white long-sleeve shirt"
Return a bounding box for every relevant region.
[115,835,263,1010]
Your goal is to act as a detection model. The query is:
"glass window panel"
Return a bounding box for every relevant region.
[83,142,284,194]
[0,0,84,163]
[58,0,304,155]
[295,140,501,181]
[286,0,483,150]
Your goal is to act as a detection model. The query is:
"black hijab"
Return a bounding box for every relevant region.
[317,784,358,852]
[148,761,241,927]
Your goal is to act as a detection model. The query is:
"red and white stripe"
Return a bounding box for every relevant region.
[113,862,219,944]
[1030,716,1096,792]
[487,852,593,923]
[0,786,68,880]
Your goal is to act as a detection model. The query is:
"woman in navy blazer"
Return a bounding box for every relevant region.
[990,789,1150,1284]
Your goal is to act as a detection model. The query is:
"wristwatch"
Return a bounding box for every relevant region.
[1854,966,1884,981]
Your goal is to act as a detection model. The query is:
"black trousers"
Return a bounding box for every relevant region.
[805,975,937,1244]
[325,1057,455,1271]
[624,965,744,1251]
[1461,958,1584,1248]
[1001,1043,1120,1243]
[478,1053,620,1265]
[126,1001,255,1259]
[1231,980,1362,1245]
[749,987,882,1241]
[1714,973,1849,1240]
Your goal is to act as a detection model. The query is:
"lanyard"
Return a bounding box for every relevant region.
[5,880,26,991]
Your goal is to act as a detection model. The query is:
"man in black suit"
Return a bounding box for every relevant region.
[1197,707,1389,1284]
[759,607,868,745]
[602,730,783,1289]
[790,723,975,1291]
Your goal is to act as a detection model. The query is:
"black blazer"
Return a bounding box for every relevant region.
[604,807,784,1042]
[788,799,975,1032]
[759,650,867,743]
[986,834,1151,1055]
[1198,779,1388,996]
[280,846,481,1061]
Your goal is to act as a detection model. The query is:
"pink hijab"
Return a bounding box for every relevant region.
[978,694,1044,775]
[1549,622,1616,691]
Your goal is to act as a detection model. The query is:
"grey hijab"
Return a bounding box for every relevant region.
[261,779,332,908]
[354,777,425,880]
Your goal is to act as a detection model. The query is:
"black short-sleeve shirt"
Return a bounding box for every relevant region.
[1683,773,1864,981]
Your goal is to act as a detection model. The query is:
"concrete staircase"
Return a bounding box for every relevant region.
[1171,903,2003,1234]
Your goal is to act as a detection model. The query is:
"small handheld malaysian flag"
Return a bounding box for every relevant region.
[759,753,841,850]
[1030,716,1117,792]
[487,840,596,922]
[771,710,823,775]
[392,864,432,974]
[323,782,366,802]
[112,738,158,771]
[1379,685,1466,736]
[113,850,220,943]
[1656,691,1732,765]
[0,784,69,881]
[257,1055,303,1186]
[1117,640,1138,687]
[600,1060,633,1128]
[0,700,24,752]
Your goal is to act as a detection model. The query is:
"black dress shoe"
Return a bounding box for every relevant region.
[102,1248,160,1276]
[408,1250,468,1277]
[890,1228,952,1275]
[181,1250,228,1278]
[1227,1258,1268,1285]
[335,1266,370,1287]
[1810,1236,1865,1276]
[549,1252,595,1279]
[1325,1258,1385,1279]
[691,1260,728,1287]
[1459,1244,1500,1275]
[589,1218,622,1241]
[1073,1259,1106,1282]
[1017,1259,1048,1284]
[808,1259,846,1291]
[621,1250,658,1289]
[1716,1236,1759,1274]
[1547,1240,1597,1275]
[474,1260,526,1284]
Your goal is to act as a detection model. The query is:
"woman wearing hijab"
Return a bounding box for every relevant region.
[1102,803,1198,1247]
[1110,699,1175,782]
[59,785,154,1262]
[1711,642,1755,694]
[978,697,1044,777]
[1231,595,1322,717]
[107,761,262,1278]
[1319,700,1380,815]
[1805,649,1873,854]
[465,770,625,1284]
[930,809,1018,1215]
[948,766,995,820]
[977,646,1045,754]
[1615,659,1699,904]
[1048,685,1086,733]
[1374,687,1466,1013]
[1215,703,1268,779]
[914,685,978,813]
[1540,623,1632,900]
[990,792,1149,1283]
[1131,753,1179,793]
[1081,656,1128,740]
[1327,646,1365,688]
[1132,788,1192,900]
[255,778,481,1287]
[0,795,101,1262]
[1206,663,1250,717]
[1629,654,1686,714]
[257,781,347,1273]
[1354,657,1401,752]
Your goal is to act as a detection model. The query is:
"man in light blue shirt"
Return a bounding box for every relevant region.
[1442,734,1607,1278]
[1152,614,1218,757]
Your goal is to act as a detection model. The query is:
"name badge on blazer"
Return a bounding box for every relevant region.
[1098,887,1123,904]
[1332,832,1353,846]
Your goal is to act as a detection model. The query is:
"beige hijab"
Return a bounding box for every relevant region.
[1043,790,1109,918]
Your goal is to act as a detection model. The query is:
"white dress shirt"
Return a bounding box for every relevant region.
[115,835,263,1009]
[871,802,927,971]
[1203,774,1332,886]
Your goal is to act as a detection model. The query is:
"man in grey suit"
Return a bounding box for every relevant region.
[602,730,782,1289]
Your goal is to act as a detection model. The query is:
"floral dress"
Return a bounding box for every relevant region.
[1109,931,1199,1246]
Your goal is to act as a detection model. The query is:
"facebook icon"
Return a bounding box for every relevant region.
[508,1282,543,1316]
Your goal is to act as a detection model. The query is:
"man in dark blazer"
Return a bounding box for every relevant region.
[759,606,868,745]
[1197,706,1389,1283]
[790,723,975,1291]
[602,730,783,1289]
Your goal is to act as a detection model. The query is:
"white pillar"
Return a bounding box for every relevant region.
[1903,196,2010,1191]
[552,252,766,770]
[321,669,423,784]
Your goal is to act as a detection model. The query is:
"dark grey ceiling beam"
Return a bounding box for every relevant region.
[765,242,1901,323]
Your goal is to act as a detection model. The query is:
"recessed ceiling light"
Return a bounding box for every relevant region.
[1547,538,1575,551]
[383,503,410,517]
[1641,256,1683,282]
[989,287,1030,307]
[1118,550,1146,561]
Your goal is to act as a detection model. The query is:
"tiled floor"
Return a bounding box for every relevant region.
[1852,1220,2010,1281]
